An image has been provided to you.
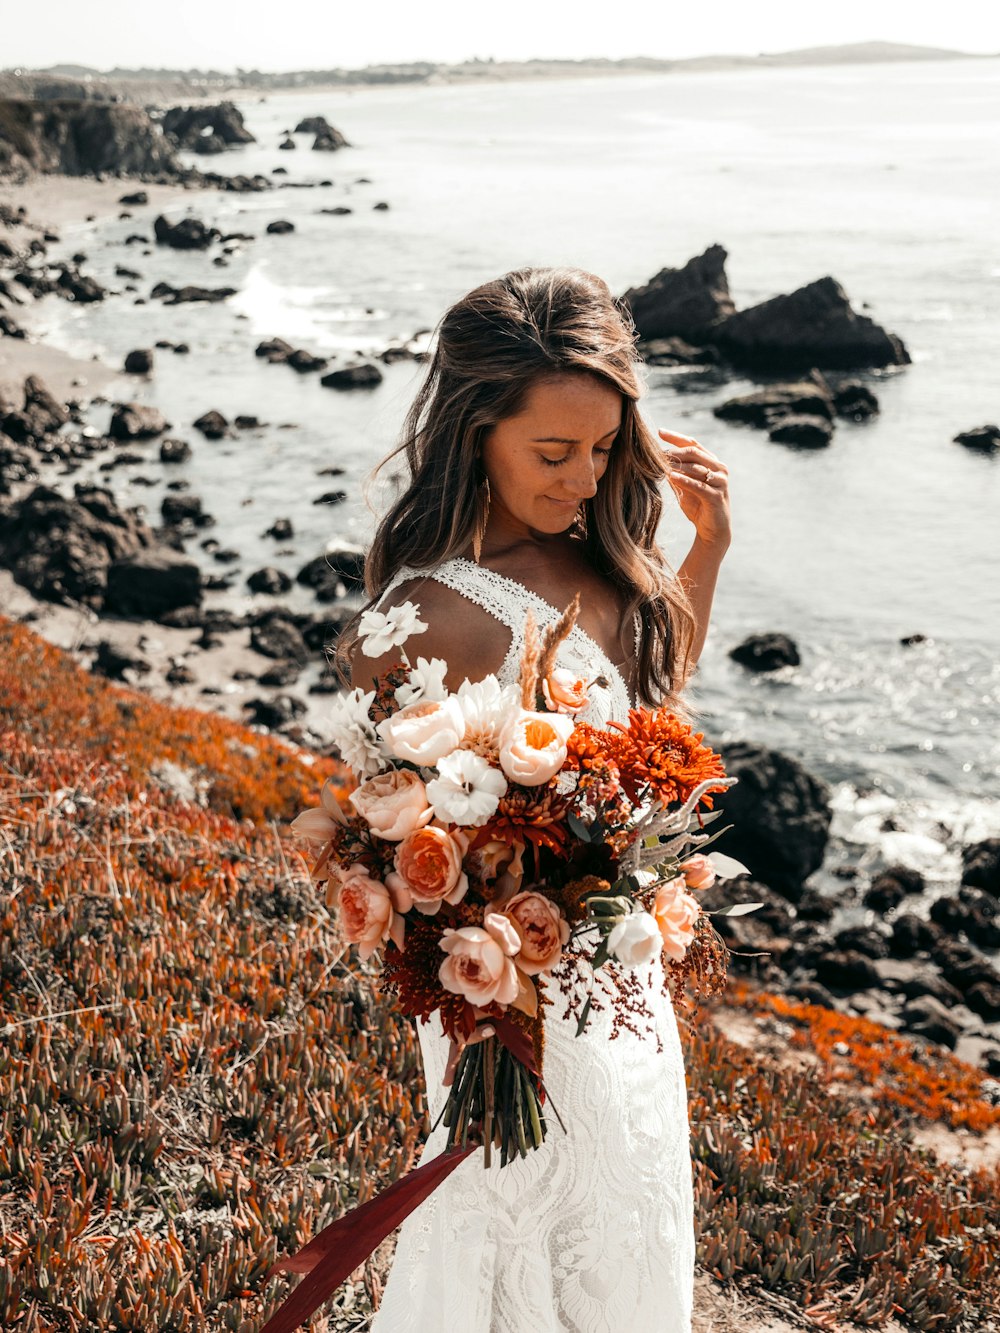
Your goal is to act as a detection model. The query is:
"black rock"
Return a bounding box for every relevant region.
[287,348,328,372]
[767,414,834,448]
[119,191,149,206]
[256,337,295,363]
[961,837,1000,895]
[729,632,800,672]
[620,244,735,343]
[105,550,202,620]
[161,102,256,151]
[314,490,347,505]
[165,662,195,684]
[965,981,1000,1022]
[153,214,218,250]
[279,136,296,151]
[637,336,720,367]
[264,517,293,540]
[864,865,925,913]
[159,438,191,464]
[92,640,152,680]
[711,276,910,372]
[57,267,106,303]
[710,741,833,901]
[250,612,309,661]
[193,410,229,439]
[266,220,295,235]
[833,924,892,959]
[244,694,307,728]
[900,995,963,1050]
[813,948,883,992]
[296,545,365,599]
[713,378,835,429]
[313,128,350,151]
[0,483,153,609]
[929,885,1000,949]
[1,374,70,443]
[296,115,331,134]
[109,402,169,440]
[832,380,880,421]
[161,493,210,527]
[889,911,945,958]
[320,362,383,390]
[124,348,153,374]
[952,424,1000,452]
[258,660,301,686]
[150,281,237,304]
[247,566,293,595]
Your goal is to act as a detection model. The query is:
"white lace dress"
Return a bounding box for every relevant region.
[368,557,695,1333]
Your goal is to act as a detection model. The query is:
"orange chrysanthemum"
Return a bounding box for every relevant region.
[474,785,573,860]
[605,707,729,810]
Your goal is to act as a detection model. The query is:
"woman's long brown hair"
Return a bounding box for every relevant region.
[333,265,701,721]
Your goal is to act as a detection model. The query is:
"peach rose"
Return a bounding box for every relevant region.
[386,824,469,915]
[334,864,404,960]
[654,877,702,962]
[498,709,575,787]
[375,696,465,765]
[541,666,590,715]
[680,854,716,891]
[501,890,570,975]
[438,912,521,1006]
[349,768,433,841]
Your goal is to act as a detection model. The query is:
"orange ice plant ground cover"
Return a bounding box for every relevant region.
[0,616,998,1330]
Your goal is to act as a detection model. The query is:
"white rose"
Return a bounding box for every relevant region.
[376,696,466,765]
[606,911,662,969]
[497,709,575,787]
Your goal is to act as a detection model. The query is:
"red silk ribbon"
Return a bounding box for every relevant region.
[258,1015,541,1331]
[259,1146,477,1333]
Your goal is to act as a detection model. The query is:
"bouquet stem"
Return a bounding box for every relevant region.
[444,1033,546,1167]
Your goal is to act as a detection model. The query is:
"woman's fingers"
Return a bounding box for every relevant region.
[657,427,726,468]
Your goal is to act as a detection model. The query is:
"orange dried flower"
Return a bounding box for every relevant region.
[605,707,728,810]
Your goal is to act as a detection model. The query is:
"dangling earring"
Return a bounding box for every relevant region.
[472,474,491,565]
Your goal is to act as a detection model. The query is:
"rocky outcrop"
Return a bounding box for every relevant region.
[160,102,256,154]
[710,741,833,901]
[620,244,735,343]
[0,98,181,177]
[0,483,154,609]
[104,550,202,620]
[711,276,910,372]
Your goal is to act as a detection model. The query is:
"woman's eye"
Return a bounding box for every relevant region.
[540,448,613,468]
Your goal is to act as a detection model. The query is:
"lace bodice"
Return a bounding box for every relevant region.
[367,559,696,1331]
[374,556,639,728]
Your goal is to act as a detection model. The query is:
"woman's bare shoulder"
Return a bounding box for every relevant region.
[347,575,512,693]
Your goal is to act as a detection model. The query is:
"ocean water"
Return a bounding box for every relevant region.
[17,59,1000,930]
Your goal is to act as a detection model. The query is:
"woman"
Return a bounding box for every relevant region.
[338,265,731,1332]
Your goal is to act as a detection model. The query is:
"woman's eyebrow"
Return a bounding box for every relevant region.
[531,425,621,443]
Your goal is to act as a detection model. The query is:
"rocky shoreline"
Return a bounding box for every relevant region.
[2,100,1000,1104]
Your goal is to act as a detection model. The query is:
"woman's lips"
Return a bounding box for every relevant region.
[545,497,579,508]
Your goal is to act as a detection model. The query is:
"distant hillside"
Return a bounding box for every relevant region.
[0,41,993,104]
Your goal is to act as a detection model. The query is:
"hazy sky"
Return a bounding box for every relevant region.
[5,0,999,71]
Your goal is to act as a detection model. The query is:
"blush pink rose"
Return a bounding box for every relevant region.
[375,696,465,765]
[334,864,404,960]
[654,877,702,962]
[386,824,469,915]
[541,666,590,715]
[680,854,716,891]
[349,768,433,841]
[501,890,570,975]
[438,912,521,1007]
[498,709,575,787]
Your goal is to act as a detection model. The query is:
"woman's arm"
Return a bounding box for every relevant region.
[676,534,729,673]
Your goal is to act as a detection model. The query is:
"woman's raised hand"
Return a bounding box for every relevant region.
[658,428,731,551]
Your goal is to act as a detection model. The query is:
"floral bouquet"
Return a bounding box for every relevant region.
[290,593,758,1170]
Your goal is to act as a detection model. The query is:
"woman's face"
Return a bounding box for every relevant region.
[480,373,623,540]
